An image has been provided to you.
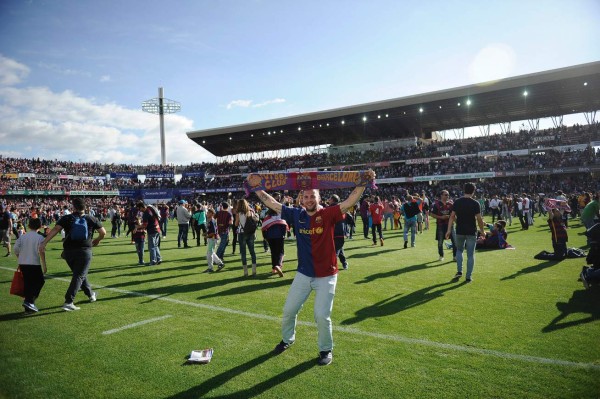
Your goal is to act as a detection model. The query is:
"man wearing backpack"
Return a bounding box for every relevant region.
[40,197,106,311]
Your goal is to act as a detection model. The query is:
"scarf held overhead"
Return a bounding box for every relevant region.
[244,171,376,196]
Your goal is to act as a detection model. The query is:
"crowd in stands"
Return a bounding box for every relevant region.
[2,122,600,203]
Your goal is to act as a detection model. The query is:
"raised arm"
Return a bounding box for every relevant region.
[339,169,376,213]
[339,186,366,214]
[255,190,283,214]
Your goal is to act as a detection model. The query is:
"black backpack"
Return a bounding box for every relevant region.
[243,213,258,236]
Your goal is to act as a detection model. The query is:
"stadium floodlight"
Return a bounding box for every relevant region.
[419,107,423,113]
[362,116,367,122]
[341,120,345,125]
[466,99,472,106]
[457,102,461,107]
[142,87,181,166]
[584,82,588,86]
[523,90,528,97]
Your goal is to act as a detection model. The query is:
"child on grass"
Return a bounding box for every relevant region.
[132,217,146,265]
[205,208,224,273]
[14,218,47,313]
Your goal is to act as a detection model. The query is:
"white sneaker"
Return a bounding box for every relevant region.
[89,292,97,302]
[62,302,81,311]
[438,256,444,261]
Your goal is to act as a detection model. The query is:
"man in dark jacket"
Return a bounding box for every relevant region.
[40,197,106,311]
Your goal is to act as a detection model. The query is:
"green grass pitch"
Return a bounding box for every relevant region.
[1,216,599,398]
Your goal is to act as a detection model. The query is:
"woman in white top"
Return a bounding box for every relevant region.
[235,199,259,277]
[14,218,47,313]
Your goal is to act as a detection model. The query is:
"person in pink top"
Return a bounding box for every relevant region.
[369,196,385,246]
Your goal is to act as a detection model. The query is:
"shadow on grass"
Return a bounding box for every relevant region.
[196,278,291,300]
[355,262,444,284]
[341,280,467,325]
[170,352,315,399]
[349,248,401,259]
[0,309,65,322]
[500,260,561,281]
[98,272,291,301]
[542,289,600,333]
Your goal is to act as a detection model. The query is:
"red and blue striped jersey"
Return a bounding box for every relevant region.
[281,204,343,277]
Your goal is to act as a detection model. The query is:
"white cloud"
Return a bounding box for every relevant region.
[226,99,252,109]
[226,98,286,110]
[253,98,286,108]
[0,56,214,166]
[37,62,93,78]
[100,75,111,82]
[0,54,30,86]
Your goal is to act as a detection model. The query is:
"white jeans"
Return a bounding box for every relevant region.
[282,272,337,352]
[206,237,222,269]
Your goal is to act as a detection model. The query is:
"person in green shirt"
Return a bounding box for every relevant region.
[192,204,208,246]
[580,193,599,242]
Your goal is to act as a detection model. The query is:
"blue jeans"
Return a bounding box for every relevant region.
[135,239,145,263]
[216,232,229,260]
[160,218,168,237]
[148,232,162,265]
[282,272,337,352]
[177,223,189,247]
[403,219,417,244]
[238,233,257,265]
[437,225,456,258]
[383,213,393,229]
[455,234,477,279]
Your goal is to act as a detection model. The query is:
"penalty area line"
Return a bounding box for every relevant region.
[1,267,598,371]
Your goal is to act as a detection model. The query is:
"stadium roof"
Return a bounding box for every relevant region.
[187,61,600,157]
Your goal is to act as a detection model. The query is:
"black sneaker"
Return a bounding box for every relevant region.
[273,340,294,354]
[453,272,462,279]
[581,270,590,289]
[465,277,473,283]
[317,351,333,366]
[403,241,408,249]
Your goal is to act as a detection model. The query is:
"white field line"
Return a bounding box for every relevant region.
[1,267,598,371]
[102,315,172,335]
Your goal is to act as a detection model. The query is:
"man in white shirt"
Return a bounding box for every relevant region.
[176,200,192,248]
[489,195,501,223]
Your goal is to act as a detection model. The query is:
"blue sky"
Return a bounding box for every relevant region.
[1,0,599,166]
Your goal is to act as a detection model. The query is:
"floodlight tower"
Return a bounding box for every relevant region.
[142,87,181,166]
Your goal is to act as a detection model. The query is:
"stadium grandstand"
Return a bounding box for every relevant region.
[1,62,600,219]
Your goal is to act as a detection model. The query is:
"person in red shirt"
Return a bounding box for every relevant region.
[369,196,385,246]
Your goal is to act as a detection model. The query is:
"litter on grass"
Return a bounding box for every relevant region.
[186,348,213,364]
